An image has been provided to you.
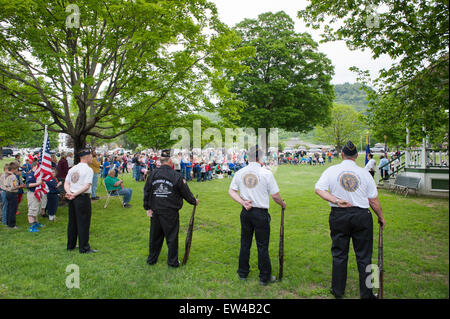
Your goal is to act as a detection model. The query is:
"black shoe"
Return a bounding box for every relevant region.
[259,275,276,286]
[168,260,180,268]
[123,203,132,208]
[147,261,157,266]
[330,288,344,299]
[80,249,98,254]
[238,276,247,282]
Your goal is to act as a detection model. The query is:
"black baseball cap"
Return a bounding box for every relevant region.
[79,148,92,157]
[161,149,171,158]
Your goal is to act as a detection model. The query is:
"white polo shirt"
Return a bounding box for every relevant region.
[315,160,378,208]
[229,162,280,209]
[365,158,377,172]
[66,163,94,194]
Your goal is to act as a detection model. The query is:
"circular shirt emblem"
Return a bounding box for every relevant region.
[243,173,258,189]
[339,172,360,192]
[71,172,80,184]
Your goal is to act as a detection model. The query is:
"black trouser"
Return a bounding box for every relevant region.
[67,194,92,253]
[238,207,272,282]
[147,209,180,266]
[329,207,374,299]
[6,192,18,228]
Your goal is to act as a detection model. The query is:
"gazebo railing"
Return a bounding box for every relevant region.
[425,149,449,168]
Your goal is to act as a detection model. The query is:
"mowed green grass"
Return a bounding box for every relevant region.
[0,157,448,299]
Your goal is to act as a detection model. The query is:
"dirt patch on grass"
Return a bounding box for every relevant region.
[411,272,449,285]
[410,199,444,208]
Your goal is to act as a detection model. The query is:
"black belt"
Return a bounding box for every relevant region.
[331,207,369,213]
[246,207,268,213]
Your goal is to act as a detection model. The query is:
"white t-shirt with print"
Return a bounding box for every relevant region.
[315,160,378,208]
[66,163,94,194]
[229,162,280,209]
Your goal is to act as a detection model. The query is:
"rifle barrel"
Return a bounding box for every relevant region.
[378,225,384,299]
[278,207,285,281]
[182,195,198,266]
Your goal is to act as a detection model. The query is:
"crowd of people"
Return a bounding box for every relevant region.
[0,148,272,230]
[0,146,401,233]
[279,150,334,166]
[95,149,274,184]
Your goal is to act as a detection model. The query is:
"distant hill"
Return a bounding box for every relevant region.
[334,82,370,112]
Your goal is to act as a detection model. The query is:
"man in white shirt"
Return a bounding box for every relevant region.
[364,153,377,178]
[65,148,96,254]
[228,145,286,286]
[315,141,386,299]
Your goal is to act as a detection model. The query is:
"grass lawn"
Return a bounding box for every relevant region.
[0,156,448,299]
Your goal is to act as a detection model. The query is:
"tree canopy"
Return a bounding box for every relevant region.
[0,0,252,161]
[299,0,449,147]
[334,82,371,112]
[314,103,366,153]
[227,11,335,135]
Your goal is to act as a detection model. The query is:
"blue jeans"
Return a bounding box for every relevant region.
[91,173,99,198]
[186,169,192,181]
[135,166,141,181]
[118,188,132,204]
[1,190,7,225]
[132,165,137,179]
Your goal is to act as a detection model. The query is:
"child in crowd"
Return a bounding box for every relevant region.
[103,157,111,178]
[25,161,45,232]
[318,156,324,166]
[0,164,10,225]
[45,168,62,221]
[4,162,26,229]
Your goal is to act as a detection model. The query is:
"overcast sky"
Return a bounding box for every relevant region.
[212,0,395,84]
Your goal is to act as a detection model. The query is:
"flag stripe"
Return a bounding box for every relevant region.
[34,126,53,202]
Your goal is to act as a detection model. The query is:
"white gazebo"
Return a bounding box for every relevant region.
[383,127,449,197]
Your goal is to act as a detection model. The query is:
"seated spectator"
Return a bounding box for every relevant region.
[104,170,133,208]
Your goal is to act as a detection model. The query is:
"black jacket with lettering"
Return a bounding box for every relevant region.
[143,165,196,211]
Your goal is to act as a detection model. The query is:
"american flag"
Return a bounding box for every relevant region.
[34,126,53,202]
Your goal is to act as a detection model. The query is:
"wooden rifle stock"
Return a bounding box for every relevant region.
[182,195,198,266]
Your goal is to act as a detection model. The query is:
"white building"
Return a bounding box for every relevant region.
[58,133,70,152]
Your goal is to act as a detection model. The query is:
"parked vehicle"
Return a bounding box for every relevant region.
[371,147,386,153]
[1,148,14,157]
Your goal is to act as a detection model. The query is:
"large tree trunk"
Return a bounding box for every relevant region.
[335,144,342,158]
[73,135,87,165]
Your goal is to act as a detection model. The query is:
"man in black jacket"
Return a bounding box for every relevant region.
[143,149,198,267]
